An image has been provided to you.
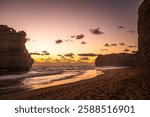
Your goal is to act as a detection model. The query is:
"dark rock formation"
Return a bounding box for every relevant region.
[0,25,34,71]
[95,53,138,66]
[96,0,150,67]
[138,0,150,65]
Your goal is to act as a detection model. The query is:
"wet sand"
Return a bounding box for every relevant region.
[0,67,150,100]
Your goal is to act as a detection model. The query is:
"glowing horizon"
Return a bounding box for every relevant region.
[0,0,142,63]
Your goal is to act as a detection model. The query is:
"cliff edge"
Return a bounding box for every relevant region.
[95,53,138,66]
[0,25,34,71]
[138,0,150,65]
[96,0,150,67]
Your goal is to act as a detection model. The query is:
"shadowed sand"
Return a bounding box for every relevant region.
[0,67,150,100]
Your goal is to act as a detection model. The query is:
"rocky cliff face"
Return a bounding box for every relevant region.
[0,25,34,71]
[96,0,150,67]
[138,0,150,65]
[95,53,138,66]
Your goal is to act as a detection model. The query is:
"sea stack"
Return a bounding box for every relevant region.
[0,25,34,71]
[138,0,150,65]
[95,53,138,67]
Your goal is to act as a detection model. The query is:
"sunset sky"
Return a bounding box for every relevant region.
[0,0,143,63]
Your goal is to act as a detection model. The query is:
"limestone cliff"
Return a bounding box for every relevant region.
[138,0,150,65]
[0,25,34,71]
[95,53,138,66]
[96,0,150,67]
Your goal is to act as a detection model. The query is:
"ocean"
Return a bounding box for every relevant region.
[0,64,102,95]
[0,64,126,95]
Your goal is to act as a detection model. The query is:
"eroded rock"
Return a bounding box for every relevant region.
[95,53,138,66]
[0,25,34,71]
[138,0,150,65]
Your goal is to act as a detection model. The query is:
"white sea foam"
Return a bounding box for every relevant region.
[0,70,63,80]
[96,66,127,71]
[0,65,97,92]
[0,65,126,92]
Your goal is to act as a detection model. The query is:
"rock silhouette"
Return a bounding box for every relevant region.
[0,25,34,71]
[96,0,150,67]
[138,0,150,65]
[95,53,138,66]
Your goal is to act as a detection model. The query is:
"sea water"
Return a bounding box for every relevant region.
[0,64,100,93]
[0,64,125,95]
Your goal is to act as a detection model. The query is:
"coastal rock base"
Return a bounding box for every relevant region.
[138,0,150,65]
[95,53,138,67]
[0,25,34,71]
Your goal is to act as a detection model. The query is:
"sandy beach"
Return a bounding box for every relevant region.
[0,0,149,100]
[0,67,149,100]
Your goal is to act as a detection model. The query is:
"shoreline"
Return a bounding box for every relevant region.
[0,67,150,100]
[0,69,100,96]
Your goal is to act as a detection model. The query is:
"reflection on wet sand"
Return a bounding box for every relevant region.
[23,70,104,90]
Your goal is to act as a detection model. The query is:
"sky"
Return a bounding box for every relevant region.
[0,0,143,63]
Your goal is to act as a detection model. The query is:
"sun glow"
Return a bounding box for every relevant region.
[1,0,139,63]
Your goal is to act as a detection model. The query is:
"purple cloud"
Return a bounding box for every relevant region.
[118,26,124,29]
[30,53,41,55]
[127,30,135,33]
[89,28,104,35]
[124,48,130,52]
[56,39,63,44]
[78,53,97,57]
[81,41,87,44]
[104,43,110,47]
[119,42,126,46]
[111,43,117,46]
[64,53,75,58]
[128,45,137,48]
[75,34,85,39]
